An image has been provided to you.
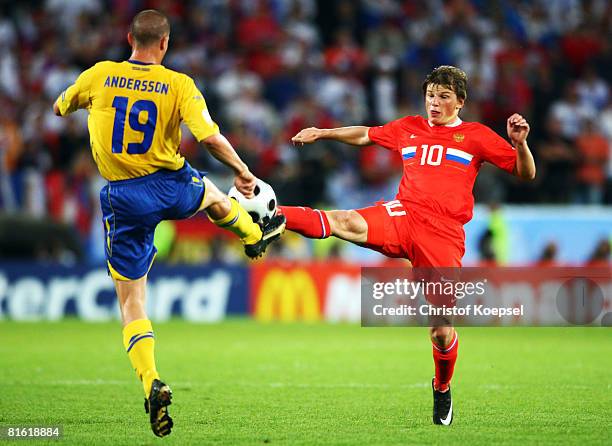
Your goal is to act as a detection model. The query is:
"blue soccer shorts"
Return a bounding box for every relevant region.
[100,161,206,280]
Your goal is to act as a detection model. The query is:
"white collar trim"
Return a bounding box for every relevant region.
[428,117,462,127]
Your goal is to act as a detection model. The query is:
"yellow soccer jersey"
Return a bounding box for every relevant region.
[55,60,219,180]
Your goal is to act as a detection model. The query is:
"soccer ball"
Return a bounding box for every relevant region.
[228,179,277,225]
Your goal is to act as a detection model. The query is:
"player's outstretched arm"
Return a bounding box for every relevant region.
[507,113,536,180]
[202,133,256,197]
[291,126,372,147]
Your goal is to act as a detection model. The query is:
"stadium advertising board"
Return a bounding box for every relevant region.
[249,261,361,322]
[2,262,610,325]
[0,263,248,321]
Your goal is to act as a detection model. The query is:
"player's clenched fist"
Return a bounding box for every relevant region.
[292,127,321,145]
[506,113,530,146]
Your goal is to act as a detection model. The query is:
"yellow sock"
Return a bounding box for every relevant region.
[211,198,262,245]
[122,319,160,396]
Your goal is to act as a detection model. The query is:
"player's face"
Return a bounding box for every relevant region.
[425,84,464,125]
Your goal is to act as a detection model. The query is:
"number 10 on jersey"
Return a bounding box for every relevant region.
[111,96,158,155]
[419,144,444,166]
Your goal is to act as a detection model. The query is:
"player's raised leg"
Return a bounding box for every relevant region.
[277,206,367,243]
[430,325,458,425]
[115,276,173,437]
[200,177,285,258]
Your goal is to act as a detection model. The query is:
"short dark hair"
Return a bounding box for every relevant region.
[129,10,170,47]
[422,65,468,100]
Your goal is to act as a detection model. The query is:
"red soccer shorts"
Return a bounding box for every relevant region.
[356,200,465,268]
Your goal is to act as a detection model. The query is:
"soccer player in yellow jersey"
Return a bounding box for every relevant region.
[53,10,285,437]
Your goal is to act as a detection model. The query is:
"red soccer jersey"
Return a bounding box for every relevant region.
[368,115,517,224]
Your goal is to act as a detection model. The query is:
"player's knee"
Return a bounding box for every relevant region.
[199,178,228,211]
[327,210,349,232]
[430,326,455,347]
[121,295,144,313]
[328,210,365,237]
[115,279,147,323]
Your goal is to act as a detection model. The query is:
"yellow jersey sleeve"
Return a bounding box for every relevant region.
[54,67,96,115]
[178,76,219,142]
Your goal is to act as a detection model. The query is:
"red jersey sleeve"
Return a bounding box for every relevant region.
[476,124,517,174]
[367,118,403,152]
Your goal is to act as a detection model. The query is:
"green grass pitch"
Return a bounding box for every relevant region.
[0,320,610,445]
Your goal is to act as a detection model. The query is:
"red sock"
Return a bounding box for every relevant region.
[277,206,331,239]
[432,332,458,392]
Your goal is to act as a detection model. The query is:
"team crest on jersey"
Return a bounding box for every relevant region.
[453,133,465,142]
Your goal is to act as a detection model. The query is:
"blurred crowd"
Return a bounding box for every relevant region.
[0,0,611,263]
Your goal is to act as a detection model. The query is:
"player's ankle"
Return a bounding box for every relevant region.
[434,380,450,393]
[142,370,160,395]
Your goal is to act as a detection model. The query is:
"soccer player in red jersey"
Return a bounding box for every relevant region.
[282,66,536,425]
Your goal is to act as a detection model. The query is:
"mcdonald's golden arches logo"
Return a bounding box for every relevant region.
[255,268,321,322]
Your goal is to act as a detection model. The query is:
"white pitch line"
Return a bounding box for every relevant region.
[36,380,431,389]
[267,382,430,389]
[15,380,603,392]
[49,379,130,385]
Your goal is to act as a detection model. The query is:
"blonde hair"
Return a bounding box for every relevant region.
[130,10,170,47]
